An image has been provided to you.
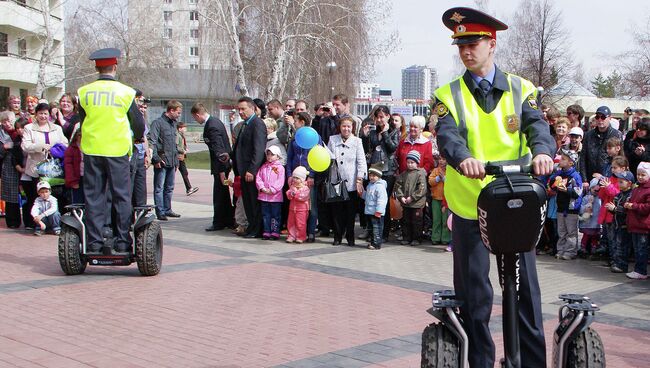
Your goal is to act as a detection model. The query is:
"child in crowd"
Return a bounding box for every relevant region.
[31,181,60,236]
[176,122,199,196]
[64,129,84,204]
[601,137,623,178]
[595,155,628,263]
[362,165,388,250]
[606,170,634,274]
[231,176,248,236]
[548,149,583,260]
[256,145,285,240]
[578,178,602,258]
[286,166,310,243]
[622,162,650,280]
[428,155,450,245]
[394,150,427,246]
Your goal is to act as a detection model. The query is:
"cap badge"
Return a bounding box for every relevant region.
[527,94,538,110]
[435,102,449,118]
[505,114,520,133]
[456,25,466,33]
[450,12,466,23]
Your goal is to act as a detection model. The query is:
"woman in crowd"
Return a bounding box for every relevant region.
[395,115,434,174]
[554,117,571,151]
[55,93,80,140]
[391,113,408,141]
[360,105,399,240]
[21,103,68,229]
[625,117,650,174]
[26,96,39,122]
[327,117,367,247]
[264,117,287,165]
[1,112,21,228]
[566,104,585,130]
[286,112,319,242]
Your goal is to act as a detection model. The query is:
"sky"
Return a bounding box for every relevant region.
[374,0,650,99]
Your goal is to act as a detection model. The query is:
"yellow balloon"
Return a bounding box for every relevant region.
[307,145,331,172]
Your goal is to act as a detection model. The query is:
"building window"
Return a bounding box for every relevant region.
[189,46,198,56]
[17,39,26,58]
[164,63,173,69]
[0,33,7,57]
[190,29,199,38]
[163,11,172,21]
[189,11,199,21]
[163,46,172,57]
[0,86,9,111]
[19,89,28,109]
[189,0,197,4]
[164,0,172,3]
[190,64,199,69]
[163,28,172,39]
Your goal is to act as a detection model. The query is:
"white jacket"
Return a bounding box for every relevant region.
[327,134,367,192]
[22,122,68,178]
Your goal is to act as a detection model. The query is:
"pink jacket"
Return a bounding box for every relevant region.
[287,185,310,211]
[597,176,619,224]
[256,160,285,202]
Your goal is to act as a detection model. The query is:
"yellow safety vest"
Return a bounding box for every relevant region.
[434,73,538,220]
[78,80,135,157]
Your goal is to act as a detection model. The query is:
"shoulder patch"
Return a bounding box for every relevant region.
[527,94,538,110]
[435,102,449,118]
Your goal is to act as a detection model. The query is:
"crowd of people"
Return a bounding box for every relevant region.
[1,91,649,279]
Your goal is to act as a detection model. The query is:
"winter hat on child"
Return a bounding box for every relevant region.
[37,181,51,191]
[637,161,650,175]
[559,148,578,164]
[614,170,635,183]
[589,178,600,189]
[368,163,383,177]
[406,150,421,164]
[266,145,282,157]
[292,166,308,181]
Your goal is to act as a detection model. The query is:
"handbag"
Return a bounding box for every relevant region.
[36,152,65,186]
[320,160,350,203]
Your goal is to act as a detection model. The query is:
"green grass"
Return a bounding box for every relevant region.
[184,151,211,170]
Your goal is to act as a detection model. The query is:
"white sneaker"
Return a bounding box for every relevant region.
[626,271,648,280]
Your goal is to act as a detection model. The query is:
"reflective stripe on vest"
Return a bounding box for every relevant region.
[78,80,135,157]
[435,73,537,219]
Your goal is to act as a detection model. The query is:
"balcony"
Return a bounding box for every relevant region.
[0,0,64,40]
[0,52,64,86]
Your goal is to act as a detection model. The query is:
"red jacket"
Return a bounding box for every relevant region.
[395,136,434,174]
[64,144,82,188]
[597,176,619,224]
[626,181,650,233]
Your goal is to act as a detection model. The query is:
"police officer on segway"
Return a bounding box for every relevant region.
[434,8,555,368]
[77,48,146,253]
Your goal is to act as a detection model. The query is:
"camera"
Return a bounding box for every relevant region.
[322,107,330,112]
[285,109,295,117]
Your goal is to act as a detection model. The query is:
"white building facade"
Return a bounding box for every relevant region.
[401,65,437,100]
[0,0,65,107]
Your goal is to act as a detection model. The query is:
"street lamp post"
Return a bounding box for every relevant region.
[326,61,337,100]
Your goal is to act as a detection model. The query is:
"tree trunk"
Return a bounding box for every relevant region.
[227,0,249,96]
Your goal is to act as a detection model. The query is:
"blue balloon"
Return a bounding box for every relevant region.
[295,127,319,149]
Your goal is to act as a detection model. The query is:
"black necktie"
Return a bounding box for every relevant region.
[479,79,491,96]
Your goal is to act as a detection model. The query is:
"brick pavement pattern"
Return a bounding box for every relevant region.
[0,168,649,367]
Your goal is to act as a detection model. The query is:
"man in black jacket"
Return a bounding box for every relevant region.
[580,105,622,189]
[231,97,267,238]
[191,103,234,231]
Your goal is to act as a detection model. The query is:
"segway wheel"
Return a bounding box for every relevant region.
[135,221,163,276]
[566,327,606,368]
[57,225,86,275]
[421,323,460,368]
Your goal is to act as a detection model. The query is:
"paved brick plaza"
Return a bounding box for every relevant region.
[1,169,649,367]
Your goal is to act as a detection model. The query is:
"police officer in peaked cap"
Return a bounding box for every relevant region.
[434,7,555,368]
[77,48,146,253]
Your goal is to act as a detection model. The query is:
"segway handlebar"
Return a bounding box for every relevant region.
[484,163,533,176]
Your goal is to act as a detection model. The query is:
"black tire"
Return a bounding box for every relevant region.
[57,225,86,275]
[566,327,606,368]
[421,322,460,368]
[135,221,163,276]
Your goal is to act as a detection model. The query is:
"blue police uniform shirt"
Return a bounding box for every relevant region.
[468,64,496,91]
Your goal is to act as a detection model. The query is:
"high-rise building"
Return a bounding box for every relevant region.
[401,65,438,100]
[0,0,65,106]
[356,82,380,99]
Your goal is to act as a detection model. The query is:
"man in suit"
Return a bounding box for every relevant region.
[231,96,267,238]
[191,102,234,231]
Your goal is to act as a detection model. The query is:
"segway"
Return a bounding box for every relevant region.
[421,164,605,368]
[57,204,163,276]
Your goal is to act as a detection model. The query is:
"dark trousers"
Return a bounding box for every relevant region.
[178,160,192,191]
[84,155,132,248]
[130,155,147,207]
[631,233,649,275]
[261,201,282,235]
[452,215,546,368]
[401,207,424,242]
[69,184,85,205]
[20,179,37,229]
[367,215,384,248]
[382,175,395,238]
[212,172,234,228]
[613,227,632,271]
[331,191,358,244]
[241,179,262,236]
[4,202,21,228]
